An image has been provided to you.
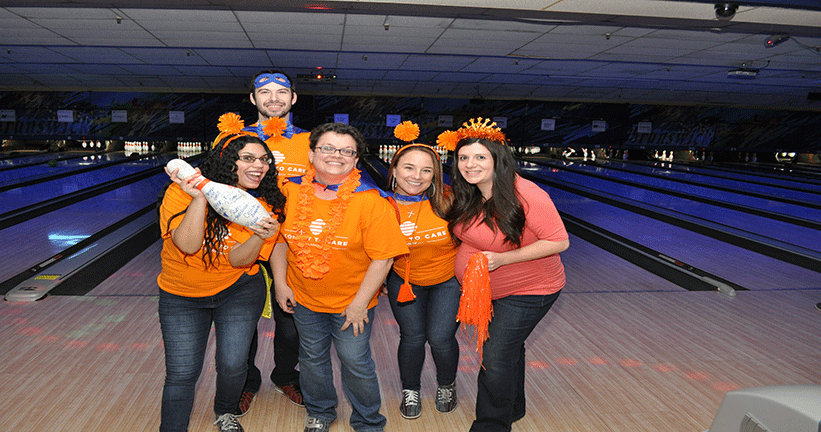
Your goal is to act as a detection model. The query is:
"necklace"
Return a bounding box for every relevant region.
[292,167,361,279]
[392,193,426,302]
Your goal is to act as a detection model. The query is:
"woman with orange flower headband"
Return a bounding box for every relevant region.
[157,130,286,432]
[383,121,461,420]
[271,122,408,432]
[441,118,570,432]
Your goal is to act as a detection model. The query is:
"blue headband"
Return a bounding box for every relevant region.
[254,73,291,89]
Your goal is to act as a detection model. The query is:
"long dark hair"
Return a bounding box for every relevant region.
[167,134,286,269]
[446,138,524,247]
[387,145,452,219]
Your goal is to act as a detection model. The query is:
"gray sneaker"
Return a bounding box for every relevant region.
[435,383,457,413]
[214,413,244,432]
[304,416,333,432]
[400,389,421,419]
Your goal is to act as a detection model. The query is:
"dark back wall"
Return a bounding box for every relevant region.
[1,91,819,153]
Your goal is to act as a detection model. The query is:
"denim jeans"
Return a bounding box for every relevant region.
[158,272,265,432]
[293,303,386,432]
[470,292,561,432]
[244,261,301,393]
[386,270,461,391]
[244,301,301,392]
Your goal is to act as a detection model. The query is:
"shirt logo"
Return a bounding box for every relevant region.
[272,150,285,165]
[309,219,326,236]
[400,221,417,237]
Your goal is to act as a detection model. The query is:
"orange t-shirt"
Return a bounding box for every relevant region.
[278,181,409,313]
[392,199,456,286]
[157,183,277,297]
[252,124,311,187]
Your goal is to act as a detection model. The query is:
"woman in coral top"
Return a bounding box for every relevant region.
[157,125,285,432]
[440,118,569,432]
[272,122,408,432]
[384,122,460,420]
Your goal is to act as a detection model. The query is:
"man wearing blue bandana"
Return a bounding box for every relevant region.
[239,70,309,415]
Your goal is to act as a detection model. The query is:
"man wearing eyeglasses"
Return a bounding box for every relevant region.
[237,70,310,415]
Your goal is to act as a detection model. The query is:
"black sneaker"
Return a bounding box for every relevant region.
[816,302,821,311]
[214,413,244,432]
[399,389,421,419]
[435,383,457,413]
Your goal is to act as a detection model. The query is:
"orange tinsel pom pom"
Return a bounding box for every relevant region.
[436,130,460,151]
[456,252,492,361]
[262,116,287,141]
[217,112,244,135]
[394,121,420,143]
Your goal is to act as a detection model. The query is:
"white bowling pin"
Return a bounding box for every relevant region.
[166,159,270,228]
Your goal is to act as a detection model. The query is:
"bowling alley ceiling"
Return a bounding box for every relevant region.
[1,0,821,110]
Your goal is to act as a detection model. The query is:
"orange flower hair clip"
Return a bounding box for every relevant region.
[436,117,506,151]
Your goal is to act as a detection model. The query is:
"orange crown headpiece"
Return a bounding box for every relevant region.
[436,117,506,151]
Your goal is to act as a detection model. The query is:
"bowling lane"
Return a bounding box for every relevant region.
[0,172,171,283]
[1,153,178,213]
[527,173,819,290]
[594,160,821,203]
[672,161,821,189]
[0,152,135,188]
[0,152,54,167]
[523,163,821,254]
[541,160,820,223]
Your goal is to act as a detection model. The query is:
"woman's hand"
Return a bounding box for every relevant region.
[165,166,204,199]
[481,239,570,271]
[275,283,296,314]
[340,300,369,336]
[481,251,506,271]
[247,215,280,240]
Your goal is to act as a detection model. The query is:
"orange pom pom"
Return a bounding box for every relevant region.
[456,252,493,362]
[217,112,244,135]
[262,116,287,140]
[394,121,420,142]
[436,130,459,151]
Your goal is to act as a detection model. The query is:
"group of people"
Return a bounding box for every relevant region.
[156,70,570,432]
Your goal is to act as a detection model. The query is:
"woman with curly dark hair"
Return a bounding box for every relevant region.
[157,132,285,432]
[441,118,569,432]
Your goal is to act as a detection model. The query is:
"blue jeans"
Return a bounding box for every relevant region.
[386,270,461,391]
[293,303,386,432]
[244,261,301,393]
[158,272,265,432]
[470,292,561,432]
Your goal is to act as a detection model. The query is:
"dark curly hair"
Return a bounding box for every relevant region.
[446,138,525,247]
[166,134,286,269]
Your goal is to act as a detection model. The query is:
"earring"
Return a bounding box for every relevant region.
[429,183,435,196]
[391,177,396,191]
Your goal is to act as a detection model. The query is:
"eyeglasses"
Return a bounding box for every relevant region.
[238,154,273,165]
[316,145,357,157]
